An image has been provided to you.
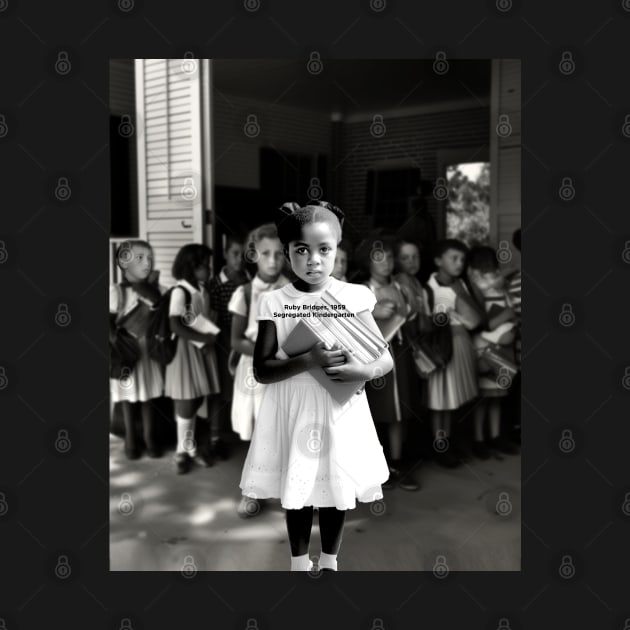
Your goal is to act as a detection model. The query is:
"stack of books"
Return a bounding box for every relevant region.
[282,290,389,405]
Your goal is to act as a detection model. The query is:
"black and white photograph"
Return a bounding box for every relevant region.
[108,57,522,571]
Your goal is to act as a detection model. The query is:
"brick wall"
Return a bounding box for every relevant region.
[338,107,490,242]
[212,93,332,190]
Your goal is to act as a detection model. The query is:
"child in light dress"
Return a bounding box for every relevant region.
[240,200,392,571]
[164,244,221,474]
[110,240,167,459]
[228,224,291,517]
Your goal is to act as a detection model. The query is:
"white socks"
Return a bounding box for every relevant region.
[290,553,313,571]
[318,552,338,571]
[176,415,196,456]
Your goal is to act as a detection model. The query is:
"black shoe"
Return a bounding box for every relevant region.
[174,452,193,474]
[399,473,421,491]
[382,467,402,489]
[193,449,215,468]
[471,440,491,460]
[489,436,520,455]
[146,447,163,459]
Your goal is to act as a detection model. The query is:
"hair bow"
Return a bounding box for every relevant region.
[278,201,301,215]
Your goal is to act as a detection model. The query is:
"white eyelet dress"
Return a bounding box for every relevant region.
[239,276,390,510]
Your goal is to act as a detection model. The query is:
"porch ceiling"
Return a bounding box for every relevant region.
[212,58,491,115]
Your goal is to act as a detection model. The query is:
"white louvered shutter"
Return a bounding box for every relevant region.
[135,58,205,288]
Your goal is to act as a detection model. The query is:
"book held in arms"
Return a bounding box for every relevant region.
[282,290,389,406]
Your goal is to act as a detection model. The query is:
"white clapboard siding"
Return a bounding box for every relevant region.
[490,59,521,268]
[135,58,204,288]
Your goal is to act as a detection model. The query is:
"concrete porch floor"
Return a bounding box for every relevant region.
[110,434,521,571]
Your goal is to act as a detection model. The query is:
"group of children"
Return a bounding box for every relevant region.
[110,200,521,571]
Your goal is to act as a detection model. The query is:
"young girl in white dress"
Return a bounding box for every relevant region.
[228,223,290,517]
[239,201,392,572]
[110,240,167,459]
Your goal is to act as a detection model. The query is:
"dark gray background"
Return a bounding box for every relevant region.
[1,0,629,628]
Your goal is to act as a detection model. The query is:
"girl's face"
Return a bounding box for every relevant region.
[397,243,420,276]
[369,248,394,279]
[255,237,284,281]
[123,245,153,282]
[435,248,465,278]
[332,248,347,280]
[225,242,244,273]
[288,221,337,289]
[194,257,211,284]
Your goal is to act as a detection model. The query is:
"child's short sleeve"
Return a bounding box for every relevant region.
[256,292,274,321]
[355,284,377,314]
[169,287,188,317]
[227,285,247,318]
[109,284,120,314]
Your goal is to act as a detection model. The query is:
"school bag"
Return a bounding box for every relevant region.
[146,285,192,366]
[110,284,142,380]
[227,282,252,377]
[414,282,453,371]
